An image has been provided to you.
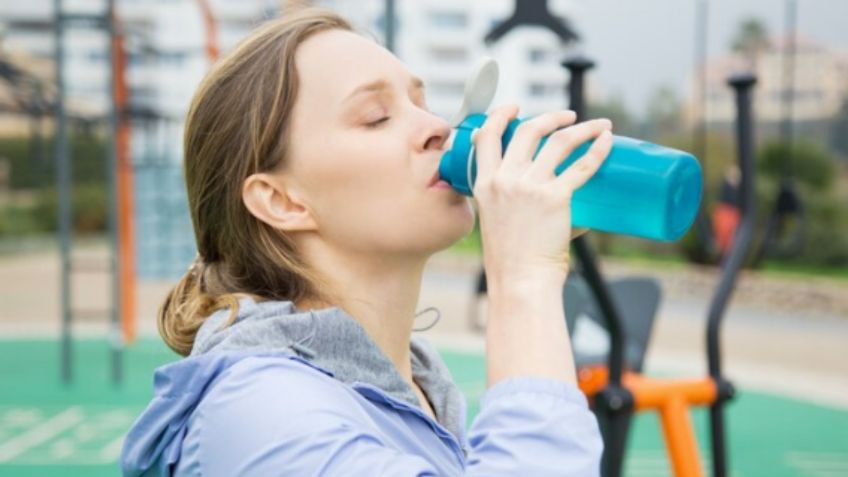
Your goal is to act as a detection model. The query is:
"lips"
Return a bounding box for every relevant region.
[427,169,442,188]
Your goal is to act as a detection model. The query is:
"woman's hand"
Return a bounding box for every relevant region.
[472,104,613,289]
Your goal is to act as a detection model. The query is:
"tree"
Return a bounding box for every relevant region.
[588,94,637,137]
[831,96,848,160]
[730,17,771,70]
[642,85,682,141]
[758,139,836,190]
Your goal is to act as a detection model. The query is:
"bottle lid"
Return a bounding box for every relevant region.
[449,56,499,127]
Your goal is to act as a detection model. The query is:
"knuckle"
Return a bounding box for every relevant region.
[491,175,511,191]
[590,118,613,132]
[574,160,594,175]
[495,103,519,115]
[516,121,545,139]
[474,127,495,143]
[587,145,610,163]
[547,128,575,148]
[472,178,493,197]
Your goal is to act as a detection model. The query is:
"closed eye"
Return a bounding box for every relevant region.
[366,117,390,128]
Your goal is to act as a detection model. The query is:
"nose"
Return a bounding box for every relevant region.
[419,114,452,153]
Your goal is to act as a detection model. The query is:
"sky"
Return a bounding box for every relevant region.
[560,0,848,115]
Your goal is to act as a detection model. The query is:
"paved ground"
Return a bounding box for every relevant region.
[1,245,846,408]
[1,245,847,476]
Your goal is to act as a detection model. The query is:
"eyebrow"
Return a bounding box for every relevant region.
[343,76,425,103]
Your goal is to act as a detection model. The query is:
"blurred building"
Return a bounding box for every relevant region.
[329,0,575,119]
[0,0,578,278]
[2,0,576,130]
[688,35,848,129]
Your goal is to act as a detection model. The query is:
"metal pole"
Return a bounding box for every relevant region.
[781,0,797,177]
[562,56,626,387]
[53,0,73,385]
[106,0,124,385]
[563,56,632,477]
[690,0,718,259]
[707,73,758,477]
[694,0,708,193]
[384,0,396,52]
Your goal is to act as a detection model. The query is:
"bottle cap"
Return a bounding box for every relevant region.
[449,56,499,127]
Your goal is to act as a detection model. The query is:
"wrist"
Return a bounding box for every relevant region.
[486,268,567,299]
[486,265,567,292]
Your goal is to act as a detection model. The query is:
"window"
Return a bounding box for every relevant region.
[374,14,401,32]
[529,83,546,97]
[529,48,547,63]
[430,46,468,62]
[87,50,108,62]
[528,82,561,97]
[429,11,467,29]
[158,51,187,66]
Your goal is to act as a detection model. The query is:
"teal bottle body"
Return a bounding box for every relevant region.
[438,114,703,241]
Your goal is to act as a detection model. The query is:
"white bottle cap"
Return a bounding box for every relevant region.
[449,56,500,127]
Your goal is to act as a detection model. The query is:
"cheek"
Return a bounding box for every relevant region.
[302,147,409,239]
[295,134,473,253]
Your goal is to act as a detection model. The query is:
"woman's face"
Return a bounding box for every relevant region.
[284,29,475,258]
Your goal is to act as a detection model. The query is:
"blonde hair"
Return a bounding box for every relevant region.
[159,8,353,356]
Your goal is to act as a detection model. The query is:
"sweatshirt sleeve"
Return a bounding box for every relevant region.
[464,376,604,477]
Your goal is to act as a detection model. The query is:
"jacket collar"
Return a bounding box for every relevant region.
[191,297,466,442]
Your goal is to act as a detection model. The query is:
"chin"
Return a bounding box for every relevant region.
[429,207,476,252]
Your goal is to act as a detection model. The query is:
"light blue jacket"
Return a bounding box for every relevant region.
[121,298,603,476]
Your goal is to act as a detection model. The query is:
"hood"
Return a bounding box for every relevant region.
[120,297,465,477]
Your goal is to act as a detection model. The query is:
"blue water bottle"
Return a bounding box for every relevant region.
[438,114,703,241]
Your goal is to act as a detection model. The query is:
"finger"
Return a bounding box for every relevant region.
[501,110,577,173]
[526,118,612,182]
[553,129,614,193]
[472,104,520,182]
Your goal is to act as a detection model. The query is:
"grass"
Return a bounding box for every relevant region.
[448,228,848,283]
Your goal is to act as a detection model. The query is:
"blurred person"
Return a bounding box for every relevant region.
[713,165,742,256]
[120,7,613,476]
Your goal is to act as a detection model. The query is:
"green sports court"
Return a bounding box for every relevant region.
[1,338,846,477]
[2,0,848,476]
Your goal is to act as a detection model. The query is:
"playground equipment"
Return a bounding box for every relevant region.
[51,0,134,384]
[45,0,221,384]
[469,2,761,475]
[563,57,758,477]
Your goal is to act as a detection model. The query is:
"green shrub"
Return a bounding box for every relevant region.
[758,139,835,190]
[0,184,108,237]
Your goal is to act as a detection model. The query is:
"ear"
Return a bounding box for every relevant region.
[242,172,318,232]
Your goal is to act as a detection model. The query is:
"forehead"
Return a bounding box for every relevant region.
[295,29,408,105]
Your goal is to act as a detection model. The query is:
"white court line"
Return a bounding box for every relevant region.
[787,451,848,460]
[0,407,84,462]
[99,433,126,463]
[786,453,848,473]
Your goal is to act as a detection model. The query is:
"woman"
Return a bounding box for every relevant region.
[121,7,613,477]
